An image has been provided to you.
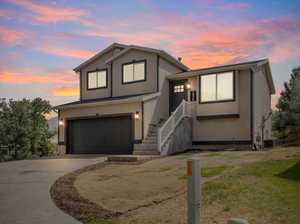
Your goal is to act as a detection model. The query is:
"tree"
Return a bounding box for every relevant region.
[0,98,55,160]
[273,66,300,145]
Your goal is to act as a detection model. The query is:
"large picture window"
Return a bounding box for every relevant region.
[122,60,146,84]
[87,69,107,90]
[200,71,234,103]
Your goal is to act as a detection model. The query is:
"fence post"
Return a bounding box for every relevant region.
[187,158,201,224]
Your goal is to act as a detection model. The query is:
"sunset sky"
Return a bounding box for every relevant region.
[0,0,300,110]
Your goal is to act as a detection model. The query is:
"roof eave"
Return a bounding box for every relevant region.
[167,62,259,80]
[262,61,276,94]
[105,46,189,71]
[73,43,128,72]
[55,97,141,110]
[54,92,161,110]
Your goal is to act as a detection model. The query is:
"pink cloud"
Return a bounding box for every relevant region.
[217,2,250,11]
[0,10,11,19]
[82,30,170,46]
[2,0,300,71]
[78,12,300,68]
[271,93,282,110]
[37,46,96,59]
[5,0,91,24]
[0,26,31,45]
[0,69,78,84]
[50,86,79,96]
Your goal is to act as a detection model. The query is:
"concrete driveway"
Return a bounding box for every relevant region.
[0,156,106,224]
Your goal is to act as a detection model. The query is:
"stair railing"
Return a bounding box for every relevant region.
[158,99,191,152]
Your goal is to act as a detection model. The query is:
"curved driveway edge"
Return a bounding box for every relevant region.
[0,156,106,224]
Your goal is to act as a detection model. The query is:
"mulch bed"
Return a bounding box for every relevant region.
[50,160,151,223]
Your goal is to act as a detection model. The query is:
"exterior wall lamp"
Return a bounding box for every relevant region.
[134,111,140,120]
[186,82,191,89]
[59,119,64,126]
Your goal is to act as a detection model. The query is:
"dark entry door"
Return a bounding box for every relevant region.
[170,80,187,113]
[67,115,133,154]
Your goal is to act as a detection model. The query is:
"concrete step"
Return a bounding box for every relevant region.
[142,139,157,144]
[133,150,160,155]
[134,144,158,150]
[147,131,157,137]
[145,136,157,141]
[147,129,157,134]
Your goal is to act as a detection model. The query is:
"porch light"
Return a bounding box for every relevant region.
[134,111,140,120]
[186,82,191,89]
[59,119,64,126]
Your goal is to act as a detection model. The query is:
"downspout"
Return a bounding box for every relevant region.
[79,70,82,101]
[250,70,254,149]
[110,62,113,97]
[57,109,60,145]
[157,55,160,92]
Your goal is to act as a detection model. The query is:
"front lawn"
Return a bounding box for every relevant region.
[73,147,300,224]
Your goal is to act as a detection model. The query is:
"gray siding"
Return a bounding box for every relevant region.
[80,48,159,100]
[253,66,272,142]
[192,69,252,141]
[143,58,182,137]
[80,49,115,100]
[112,49,157,97]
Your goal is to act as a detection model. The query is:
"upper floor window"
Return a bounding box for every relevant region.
[200,71,234,103]
[87,69,107,90]
[122,60,146,84]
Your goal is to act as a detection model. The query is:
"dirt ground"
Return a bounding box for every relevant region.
[74,147,300,224]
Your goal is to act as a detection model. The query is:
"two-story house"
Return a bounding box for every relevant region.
[55,43,275,155]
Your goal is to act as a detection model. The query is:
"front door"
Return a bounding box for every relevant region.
[169,80,187,113]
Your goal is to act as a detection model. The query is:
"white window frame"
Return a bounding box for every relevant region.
[87,69,107,90]
[200,71,235,103]
[122,60,146,84]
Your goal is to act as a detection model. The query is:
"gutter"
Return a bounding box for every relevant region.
[54,92,161,110]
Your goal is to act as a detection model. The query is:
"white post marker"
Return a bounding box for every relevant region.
[187,158,201,224]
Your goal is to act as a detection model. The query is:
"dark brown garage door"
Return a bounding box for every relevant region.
[67,115,133,154]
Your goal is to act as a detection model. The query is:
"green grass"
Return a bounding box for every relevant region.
[97,175,118,181]
[203,159,300,223]
[175,153,196,160]
[199,153,223,157]
[201,165,232,177]
[178,165,232,180]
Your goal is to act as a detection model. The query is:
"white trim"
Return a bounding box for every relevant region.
[56,96,145,110]
[158,100,191,152]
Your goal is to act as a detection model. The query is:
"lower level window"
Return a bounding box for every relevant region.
[200,71,234,103]
[87,69,107,89]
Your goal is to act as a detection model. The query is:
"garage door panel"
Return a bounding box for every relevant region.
[68,116,133,154]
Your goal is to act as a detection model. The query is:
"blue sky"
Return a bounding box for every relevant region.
[0,0,300,110]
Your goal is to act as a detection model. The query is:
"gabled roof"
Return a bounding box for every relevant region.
[73,43,127,72]
[105,44,189,71]
[168,59,275,94]
[73,43,189,72]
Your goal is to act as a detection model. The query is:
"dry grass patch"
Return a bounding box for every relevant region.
[72,147,300,224]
